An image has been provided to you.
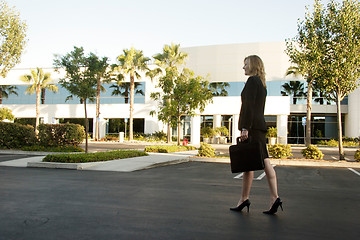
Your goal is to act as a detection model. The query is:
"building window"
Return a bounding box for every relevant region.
[106,118,145,135]
[221,115,232,142]
[172,116,191,140]
[287,114,344,144]
[201,115,213,129]
[1,82,146,104]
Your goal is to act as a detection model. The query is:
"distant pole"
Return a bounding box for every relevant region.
[125,118,128,140]
[302,117,306,145]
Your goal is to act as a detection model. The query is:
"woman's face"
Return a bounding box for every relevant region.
[243,59,251,76]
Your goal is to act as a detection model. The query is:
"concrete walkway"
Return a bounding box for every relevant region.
[0,150,198,172]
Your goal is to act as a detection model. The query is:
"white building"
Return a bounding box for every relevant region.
[0,42,359,145]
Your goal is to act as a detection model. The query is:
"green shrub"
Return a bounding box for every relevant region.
[301,145,324,160]
[144,145,196,153]
[323,139,338,147]
[201,127,215,138]
[268,143,292,159]
[197,143,215,157]
[101,134,119,141]
[266,127,277,138]
[43,150,148,163]
[343,140,358,147]
[0,122,37,149]
[317,138,358,147]
[152,131,167,141]
[38,123,85,147]
[354,150,360,162]
[215,126,229,136]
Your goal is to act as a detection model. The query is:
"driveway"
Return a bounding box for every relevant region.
[0,162,359,240]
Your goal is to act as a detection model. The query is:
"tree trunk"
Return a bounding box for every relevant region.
[166,97,172,143]
[336,95,345,160]
[167,122,171,143]
[35,86,41,136]
[177,116,181,145]
[305,81,313,146]
[84,99,88,153]
[41,89,45,104]
[129,74,135,141]
[95,78,101,141]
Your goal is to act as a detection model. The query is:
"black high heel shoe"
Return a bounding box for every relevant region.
[230,199,251,212]
[263,197,283,215]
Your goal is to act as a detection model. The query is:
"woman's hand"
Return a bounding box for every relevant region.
[240,129,248,142]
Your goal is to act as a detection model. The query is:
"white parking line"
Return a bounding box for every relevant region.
[332,156,351,161]
[234,166,276,180]
[234,173,244,179]
[256,172,267,180]
[348,168,360,177]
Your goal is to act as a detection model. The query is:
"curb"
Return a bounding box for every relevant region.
[27,161,104,170]
[270,159,360,168]
[190,156,360,169]
[140,158,192,171]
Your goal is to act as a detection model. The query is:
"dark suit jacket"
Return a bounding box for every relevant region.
[238,76,267,131]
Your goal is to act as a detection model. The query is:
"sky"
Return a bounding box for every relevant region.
[7,0,333,69]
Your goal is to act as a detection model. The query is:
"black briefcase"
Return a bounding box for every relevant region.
[229,137,265,173]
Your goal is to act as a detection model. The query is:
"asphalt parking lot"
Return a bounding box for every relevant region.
[1,162,359,240]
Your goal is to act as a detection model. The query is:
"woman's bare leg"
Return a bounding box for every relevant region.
[264,158,279,205]
[239,171,254,204]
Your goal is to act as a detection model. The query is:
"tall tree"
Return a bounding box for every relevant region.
[20,68,58,135]
[0,0,27,78]
[286,0,326,146]
[53,46,97,153]
[151,68,213,145]
[86,53,111,141]
[152,43,188,142]
[0,85,18,104]
[317,0,360,160]
[114,47,150,141]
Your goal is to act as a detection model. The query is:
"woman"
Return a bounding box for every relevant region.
[230,55,283,215]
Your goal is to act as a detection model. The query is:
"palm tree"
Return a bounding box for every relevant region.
[110,82,144,104]
[20,68,58,135]
[153,43,188,69]
[115,47,150,140]
[285,65,314,146]
[0,85,18,104]
[281,81,306,104]
[152,43,188,143]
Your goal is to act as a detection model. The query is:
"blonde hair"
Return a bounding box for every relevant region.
[244,55,266,88]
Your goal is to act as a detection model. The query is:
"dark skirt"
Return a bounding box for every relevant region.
[248,129,269,159]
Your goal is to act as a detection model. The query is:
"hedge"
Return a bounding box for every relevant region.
[38,123,85,147]
[43,150,148,163]
[144,145,196,153]
[0,122,37,149]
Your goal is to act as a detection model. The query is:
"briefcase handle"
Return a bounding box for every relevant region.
[236,137,251,145]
